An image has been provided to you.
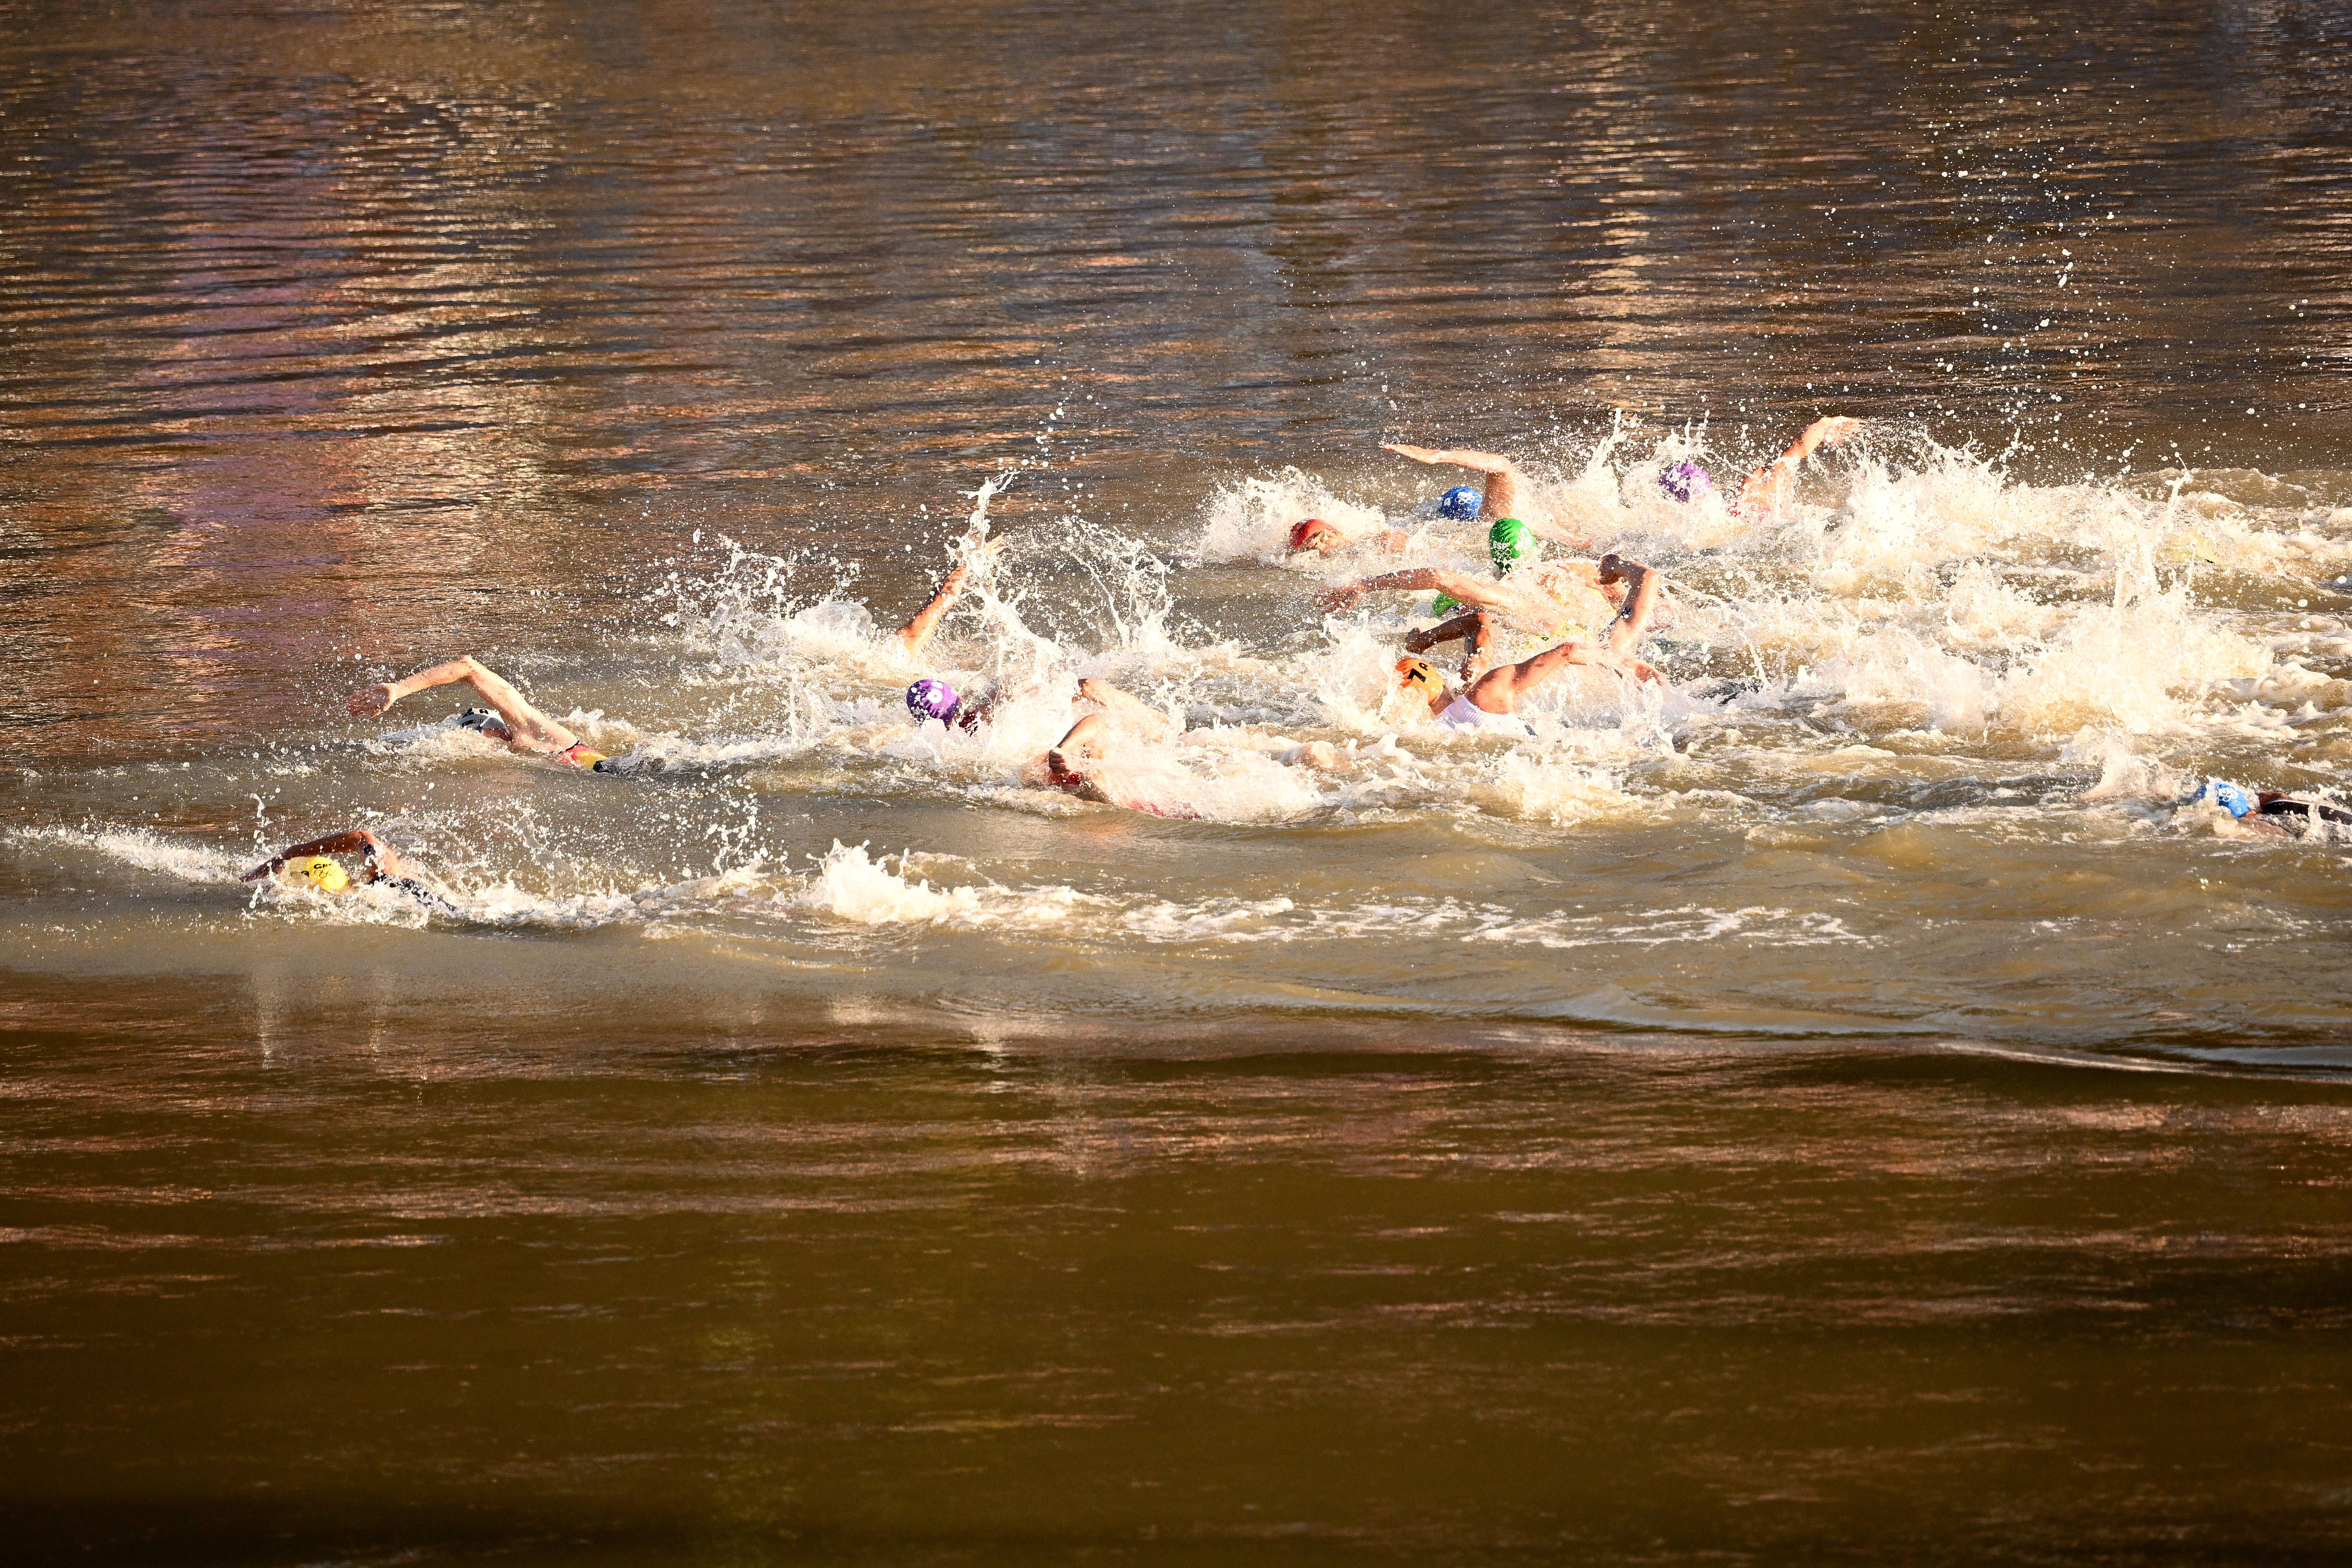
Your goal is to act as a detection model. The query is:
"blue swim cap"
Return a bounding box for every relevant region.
[2196,779,2256,817]
[905,679,960,724]
[1437,486,1480,521]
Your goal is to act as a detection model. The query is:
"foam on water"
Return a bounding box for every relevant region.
[795,842,1094,929]
[643,434,2352,838]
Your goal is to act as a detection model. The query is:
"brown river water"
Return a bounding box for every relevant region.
[5,1,2352,1562]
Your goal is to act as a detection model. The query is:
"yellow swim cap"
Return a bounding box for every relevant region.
[293,855,349,893]
[1395,657,1441,692]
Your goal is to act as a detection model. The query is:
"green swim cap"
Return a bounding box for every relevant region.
[1431,592,1461,616]
[1489,516,1532,574]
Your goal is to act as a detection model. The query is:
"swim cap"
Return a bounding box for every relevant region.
[1287,518,1342,552]
[1437,486,1481,521]
[292,855,349,893]
[2196,779,2256,818]
[1660,461,1714,503]
[1489,516,1532,573]
[1395,657,1441,693]
[906,678,961,724]
[457,708,508,735]
[1430,592,1461,616]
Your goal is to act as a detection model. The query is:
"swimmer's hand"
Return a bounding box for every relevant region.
[348,683,396,718]
[1315,583,1366,614]
[1382,443,1443,465]
[1796,416,1861,456]
[953,532,1009,571]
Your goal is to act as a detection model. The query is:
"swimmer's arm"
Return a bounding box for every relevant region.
[1737,416,1861,514]
[1316,568,1495,614]
[1077,677,1157,719]
[1074,677,1171,736]
[1476,635,1661,710]
[1050,711,1115,763]
[894,538,1005,653]
[1384,444,1524,520]
[350,657,573,750]
[241,829,398,882]
[1382,443,1513,478]
[893,559,971,654]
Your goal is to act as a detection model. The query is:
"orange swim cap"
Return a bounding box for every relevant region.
[1395,657,1441,691]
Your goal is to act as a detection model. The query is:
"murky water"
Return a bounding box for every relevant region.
[5,1,2352,1561]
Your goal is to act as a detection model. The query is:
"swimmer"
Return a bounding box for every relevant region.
[1382,442,1593,549]
[1314,515,1622,679]
[1660,415,1862,516]
[1396,555,1667,734]
[906,667,1126,734]
[2188,779,2352,838]
[350,656,612,769]
[241,829,456,911]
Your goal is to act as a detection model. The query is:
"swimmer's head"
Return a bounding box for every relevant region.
[1489,516,1533,574]
[2192,778,2257,818]
[1287,518,1342,554]
[906,678,961,725]
[1437,486,1481,521]
[1660,461,1714,504]
[456,708,509,738]
[1395,657,1443,695]
[291,855,349,893]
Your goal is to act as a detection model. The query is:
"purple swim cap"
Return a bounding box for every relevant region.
[905,678,960,723]
[1660,461,1714,503]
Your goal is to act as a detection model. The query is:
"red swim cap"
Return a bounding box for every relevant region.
[1287,518,1341,552]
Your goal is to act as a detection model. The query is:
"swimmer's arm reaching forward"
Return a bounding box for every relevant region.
[1382,443,1527,523]
[1737,415,1861,515]
[242,829,407,884]
[349,657,576,753]
[1316,568,1505,616]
